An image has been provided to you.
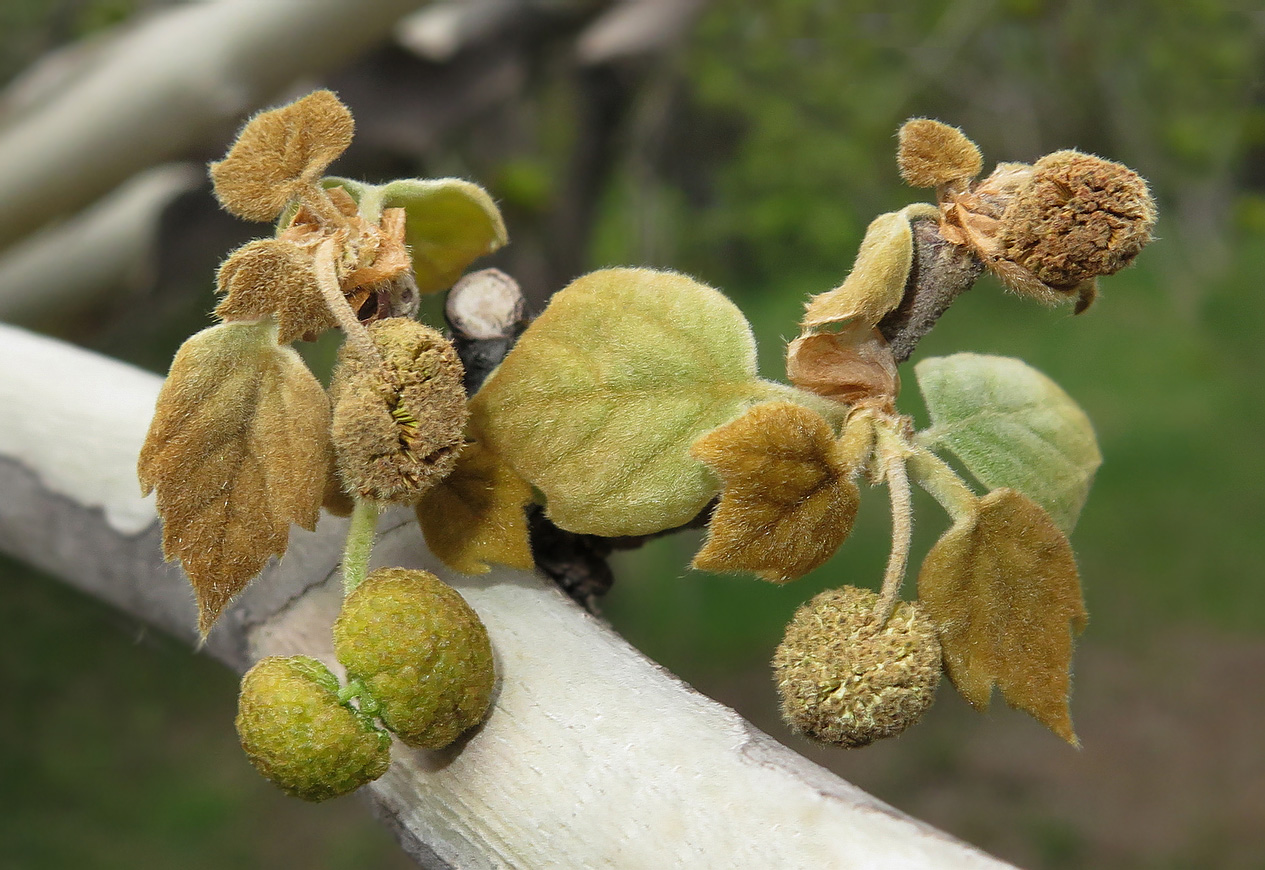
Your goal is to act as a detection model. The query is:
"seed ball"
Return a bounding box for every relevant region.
[236,655,391,801]
[773,586,942,748]
[1000,150,1156,290]
[330,318,468,504]
[333,568,495,749]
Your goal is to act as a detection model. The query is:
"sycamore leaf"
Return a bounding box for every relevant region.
[691,403,859,582]
[802,211,913,329]
[915,353,1101,533]
[417,440,534,575]
[470,268,769,537]
[214,239,336,343]
[897,119,982,188]
[320,177,507,294]
[917,488,1087,744]
[210,90,353,221]
[138,322,331,634]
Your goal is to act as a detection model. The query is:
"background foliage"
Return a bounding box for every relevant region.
[1,1,1262,867]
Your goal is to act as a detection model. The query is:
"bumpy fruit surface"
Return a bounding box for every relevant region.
[773,586,942,748]
[236,655,391,801]
[333,568,495,749]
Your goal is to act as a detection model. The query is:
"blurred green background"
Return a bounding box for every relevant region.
[1,1,1262,868]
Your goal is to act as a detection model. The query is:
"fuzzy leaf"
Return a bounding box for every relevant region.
[917,488,1086,744]
[915,353,1101,533]
[897,119,982,188]
[215,239,335,343]
[138,322,331,634]
[210,90,353,221]
[417,440,534,575]
[802,211,913,329]
[691,403,859,582]
[470,268,768,536]
[320,177,507,294]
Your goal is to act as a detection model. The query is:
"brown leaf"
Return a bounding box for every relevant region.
[785,322,899,404]
[690,402,859,582]
[802,211,913,329]
[214,239,337,343]
[210,90,354,221]
[916,488,1087,744]
[138,322,331,634]
[897,119,982,188]
[417,440,534,575]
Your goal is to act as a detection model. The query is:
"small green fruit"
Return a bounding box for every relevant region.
[236,655,391,801]
[773,586,942,748]
[334,568,495,749]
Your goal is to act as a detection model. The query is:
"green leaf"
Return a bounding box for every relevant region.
[914,353,1101,533]
[318,177,507,294]
[470,268,769,536]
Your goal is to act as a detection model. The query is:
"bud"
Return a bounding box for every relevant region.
[1000,150,1156,291]
[333,568,495,749]
[236,656,391,801]
[773,586,941,747]
[330,318,468,503]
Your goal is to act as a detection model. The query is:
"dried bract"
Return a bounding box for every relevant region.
[774,586,941,747]
[898,119,982,189]
[215,239,336,343]
[210,90,354,221]
[786,323,899,405]
[330,318,468,503]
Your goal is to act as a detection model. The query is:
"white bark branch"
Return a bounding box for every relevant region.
[0,0,428,252]
[0,322,1014,870]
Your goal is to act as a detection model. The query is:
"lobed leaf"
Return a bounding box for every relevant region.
[215,239,335,343]
[417,440,534,575]
[915,353,1101,533]
[802,211,913,330]
[917,488,1087,744]
[210,90,353,221]
[691,403,859,582]
[320,177,507,294]
[138,322,331,634]
[470,268,767,536]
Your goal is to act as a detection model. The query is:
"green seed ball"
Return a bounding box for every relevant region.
[334,568,495,749]
[236,655,391,801]
[773,586,942,748]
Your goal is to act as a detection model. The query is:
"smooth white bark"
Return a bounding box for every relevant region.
[0,322,1014,870]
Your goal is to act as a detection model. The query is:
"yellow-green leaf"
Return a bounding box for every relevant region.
[138,322,331,634]
[691,403,859,582]
[417,440,534,575]
[802,211,913,329]
[915,353,1101,533]
[319,177,507,294]
[917,488,1087,744]
[470,268,767,536]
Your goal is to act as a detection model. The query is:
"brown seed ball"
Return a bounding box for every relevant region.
[774,586,942,748]
[1000,150,1156,290]
[333,568,495,750]
[330,318,468,503]
[236,656,391,801]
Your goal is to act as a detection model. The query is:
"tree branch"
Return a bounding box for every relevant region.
[0,322,1013,869]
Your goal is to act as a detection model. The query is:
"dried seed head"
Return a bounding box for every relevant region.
[774,586,941,748]
[235,656,390,801]
[331,318,468,503]
[333,568,495,749]
[215,239,337,343]
[210,90,354,221]
[898,119,983,189]
[1000,150,1156,290]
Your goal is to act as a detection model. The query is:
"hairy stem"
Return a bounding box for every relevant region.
[872,425,914,626]
[341,498,382,593]
[313,238,380,365]
[906,445,979,523]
